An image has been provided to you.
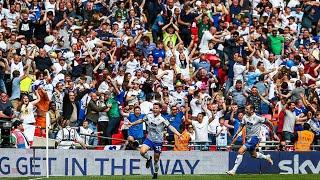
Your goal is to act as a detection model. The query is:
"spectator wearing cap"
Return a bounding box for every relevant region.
[11,120,30,149]
[291,5,304,24]
[165,104,187,145]
[53,56,67,75]
[0,93,13,126]
[170,81,188,108]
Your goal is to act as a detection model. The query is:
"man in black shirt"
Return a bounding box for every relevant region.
[34,48,55,73]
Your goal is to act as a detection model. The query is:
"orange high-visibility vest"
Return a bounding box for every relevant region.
[173,133,190,151]
[294,130,314,152]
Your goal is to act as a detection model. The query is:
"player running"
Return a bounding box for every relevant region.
[126,102,183,179]
[227,104,274,175]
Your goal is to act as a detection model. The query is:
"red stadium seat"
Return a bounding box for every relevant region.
[34,128,46,138]
[112,133,124,145]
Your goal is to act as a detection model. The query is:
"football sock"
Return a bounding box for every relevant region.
[142,153,150,160]
[154,161,159,173]
[232,155,243,172]
[256,152,267,160]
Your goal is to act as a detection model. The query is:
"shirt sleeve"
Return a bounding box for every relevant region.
[163,119,170,127]
[142,115,148,122]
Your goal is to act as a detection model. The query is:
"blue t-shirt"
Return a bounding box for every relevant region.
[128,113,146,139]
[225,113,238,135]
[164,111,184,136]
[152,48,165,64]
[192,61,211,72]
[247,72,261,86]
[294,106,306,131]
[152,16,164,33]
[233,119,243,142]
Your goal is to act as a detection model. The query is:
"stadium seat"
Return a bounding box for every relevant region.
[262,114,277,126]
[112,133,124,145]
[34,128,46,138]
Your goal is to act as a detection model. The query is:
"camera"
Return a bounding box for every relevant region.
[129,140,139,148]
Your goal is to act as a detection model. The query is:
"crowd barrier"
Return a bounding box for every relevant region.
[0,149,319,177]
[0,149,228,177]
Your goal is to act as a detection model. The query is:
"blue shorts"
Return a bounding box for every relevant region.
[143,138,162,154]
[244,136,260,152]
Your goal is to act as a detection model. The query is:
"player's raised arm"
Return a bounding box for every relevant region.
[126,119,144,128]
[168,124,183,138]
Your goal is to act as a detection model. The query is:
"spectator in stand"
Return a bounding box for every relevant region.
[120,106,146,144]
[292,123,314,152]
[174,124,191,151]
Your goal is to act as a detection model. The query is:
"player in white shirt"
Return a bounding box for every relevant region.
[227,104,274,175]
[126,103,183,179]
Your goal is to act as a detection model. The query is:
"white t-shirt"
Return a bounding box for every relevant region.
[79,127,93,145]
[170,91,188,107]
[192,117,209,142]
[45,1,56,15]
[190,98,202,117]
[126,59,140,75]
[140,101,153,115]
[161,70,174,91]
[216,125,228,146]
[233,62,246,83]
[10,61,24,79]
[127,90,139,106]
[53,62,67,75]
[199,31,213,51]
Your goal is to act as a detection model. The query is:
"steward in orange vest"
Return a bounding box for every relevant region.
[292,123,314,152]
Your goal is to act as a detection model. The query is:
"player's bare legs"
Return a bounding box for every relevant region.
[140,144,152,168]
[228,145,273,175]
[249,150,273,165]
[227,145,246,175]
[153,152,160,179]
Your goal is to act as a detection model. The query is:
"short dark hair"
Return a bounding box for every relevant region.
[247,104,255,111]
[134,106,141,111]
[153,102,162,108]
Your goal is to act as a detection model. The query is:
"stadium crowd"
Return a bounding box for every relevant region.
[0,0,319,151]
